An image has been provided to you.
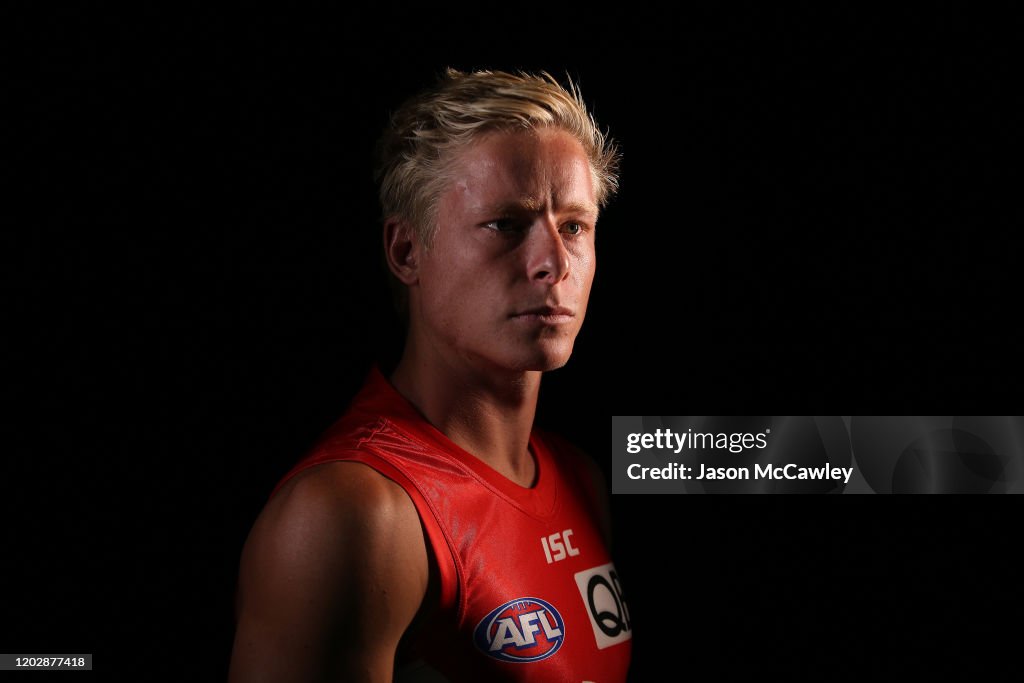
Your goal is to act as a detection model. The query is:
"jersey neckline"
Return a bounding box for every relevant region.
[355,365,559,518]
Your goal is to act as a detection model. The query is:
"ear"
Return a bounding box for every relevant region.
[383,217,420,285]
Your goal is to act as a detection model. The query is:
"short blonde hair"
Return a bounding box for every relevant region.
[374,68,620,245]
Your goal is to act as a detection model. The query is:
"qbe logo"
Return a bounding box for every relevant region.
[574,563,631,649]
[473,597,565,663]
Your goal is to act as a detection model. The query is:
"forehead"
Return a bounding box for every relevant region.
[443,128,597,215]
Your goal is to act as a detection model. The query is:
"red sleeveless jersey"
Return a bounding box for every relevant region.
[270,367,632,682]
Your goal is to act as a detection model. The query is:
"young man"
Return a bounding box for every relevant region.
[229,69,630,682]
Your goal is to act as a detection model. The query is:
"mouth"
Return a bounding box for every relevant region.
[511,305,575,325]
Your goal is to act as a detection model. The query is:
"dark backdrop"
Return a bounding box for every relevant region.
[7,7,1019,680]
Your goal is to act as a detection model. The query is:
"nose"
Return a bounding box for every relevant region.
[525,219,571,285]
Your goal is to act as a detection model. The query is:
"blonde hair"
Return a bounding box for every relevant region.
[374,68,620,246]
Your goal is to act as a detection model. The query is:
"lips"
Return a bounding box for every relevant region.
[511,305,575,324]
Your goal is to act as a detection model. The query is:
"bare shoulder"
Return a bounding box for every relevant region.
[257,460,422,546]
[240,461,428,600]
[230,461,428,683]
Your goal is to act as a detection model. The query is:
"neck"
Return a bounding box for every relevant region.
[389,338,541,488]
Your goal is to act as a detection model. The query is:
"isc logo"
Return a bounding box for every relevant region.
[541,528,580,564]
[473,597,565,663]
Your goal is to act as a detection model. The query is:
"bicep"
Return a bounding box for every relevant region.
[229,462,428,683]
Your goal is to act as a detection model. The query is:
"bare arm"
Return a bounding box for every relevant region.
[228,462,429,683]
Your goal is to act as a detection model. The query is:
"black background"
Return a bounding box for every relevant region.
[6,7,1020,680]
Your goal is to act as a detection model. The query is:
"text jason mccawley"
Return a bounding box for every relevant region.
[625,428,854,484]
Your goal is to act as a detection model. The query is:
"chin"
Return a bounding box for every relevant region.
[475,334,578,374]
[515,342,575,373]
[539,356,572,372]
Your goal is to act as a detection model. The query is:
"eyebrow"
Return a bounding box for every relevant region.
[485,198,599,218]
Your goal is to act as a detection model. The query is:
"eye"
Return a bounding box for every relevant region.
[562,222,584,235]
[484,218,517,232]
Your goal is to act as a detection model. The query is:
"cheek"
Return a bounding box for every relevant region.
[420,251,492,323]
[573,245,597,294]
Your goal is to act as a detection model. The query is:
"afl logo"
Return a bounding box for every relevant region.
[473,597,565,663]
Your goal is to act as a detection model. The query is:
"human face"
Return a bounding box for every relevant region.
[410,127,598,375]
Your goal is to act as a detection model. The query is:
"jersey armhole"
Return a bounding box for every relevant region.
[327,453,462,617]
